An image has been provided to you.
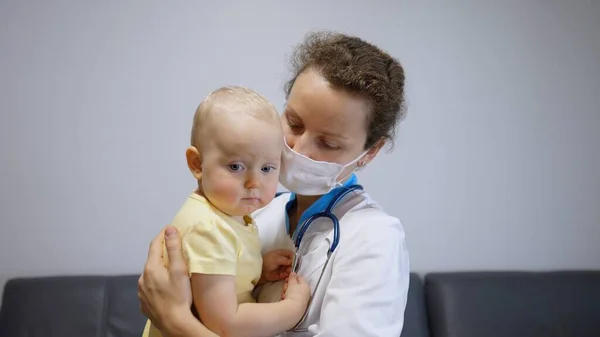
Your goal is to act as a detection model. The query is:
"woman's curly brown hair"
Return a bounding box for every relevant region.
[284,31,407,150]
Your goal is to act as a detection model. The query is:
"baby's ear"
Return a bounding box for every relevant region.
[185,146,202,180]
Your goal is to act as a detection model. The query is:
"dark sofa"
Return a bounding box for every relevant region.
[1,271,599,337]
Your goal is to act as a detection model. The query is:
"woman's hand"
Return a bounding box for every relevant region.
[138,226,193,332]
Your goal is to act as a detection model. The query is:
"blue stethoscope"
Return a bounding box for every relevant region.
[287,183,364,332]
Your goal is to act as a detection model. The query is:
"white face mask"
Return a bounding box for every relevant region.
[279,139,368,195]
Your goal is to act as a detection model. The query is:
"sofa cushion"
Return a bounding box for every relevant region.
[401,273,430,337]
[105,276,147,337]
[424,271,600,337]
[0,275,146,337]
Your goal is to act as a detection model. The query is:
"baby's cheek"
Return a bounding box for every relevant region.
[203,176,239,205]
[212,179,241,202]
[267,184,277,197]
[266,174,279,188]
[264,177,279,197]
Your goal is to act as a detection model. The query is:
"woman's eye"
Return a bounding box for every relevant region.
[229,164,243,172]
[320,141,339,150]
[287,119,303,130]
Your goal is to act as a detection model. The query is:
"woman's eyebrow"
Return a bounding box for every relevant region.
[283,108,298,118]
[284,112,302,125]
[284,105,301,118]
[285,112,298,120]
[322,130,348,140]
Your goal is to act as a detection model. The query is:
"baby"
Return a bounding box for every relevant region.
[143,86,310,337]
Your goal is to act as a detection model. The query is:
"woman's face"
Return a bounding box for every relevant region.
[282,68,383,180]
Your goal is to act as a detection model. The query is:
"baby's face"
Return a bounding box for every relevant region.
[199,116,283,216]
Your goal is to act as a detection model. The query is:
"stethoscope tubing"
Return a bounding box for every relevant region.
[287,184,364,332]
[293,184,363,252]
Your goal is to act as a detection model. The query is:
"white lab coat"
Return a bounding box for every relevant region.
[252,188,410,337]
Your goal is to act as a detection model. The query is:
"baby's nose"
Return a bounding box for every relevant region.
[244,174,261,189]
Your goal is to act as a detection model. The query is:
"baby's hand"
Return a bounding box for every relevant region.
[259,249,293,285]
[281,272,310,310]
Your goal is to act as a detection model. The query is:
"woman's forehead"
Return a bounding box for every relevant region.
[286,70,370,136]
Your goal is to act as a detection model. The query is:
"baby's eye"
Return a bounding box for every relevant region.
[229,164,243,172]
[261,166,275,173]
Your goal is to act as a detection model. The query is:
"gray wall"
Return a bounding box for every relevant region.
[1,0,599,300]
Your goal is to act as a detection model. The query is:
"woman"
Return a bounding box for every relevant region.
[138,31,410,337]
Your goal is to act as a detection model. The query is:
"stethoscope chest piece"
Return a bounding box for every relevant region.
[291,251,302,272]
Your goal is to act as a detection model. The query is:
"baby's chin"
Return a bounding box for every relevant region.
[227,203,264,217]
[223,196,276,216]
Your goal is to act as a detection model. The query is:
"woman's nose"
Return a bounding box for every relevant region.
[285,135,296,149]
[289,135,315,160]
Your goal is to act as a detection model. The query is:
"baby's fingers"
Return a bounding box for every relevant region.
[277,268,291,279]
[289,272,303,284]
[271,253,292,267]
[275,249,295,259]
[295,274,307,285]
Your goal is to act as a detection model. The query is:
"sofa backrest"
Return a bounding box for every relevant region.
[424,271,600,337]
[0,275,146,337]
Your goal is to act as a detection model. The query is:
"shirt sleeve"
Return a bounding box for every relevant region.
[314,211,410,337]
[180,216,238,276]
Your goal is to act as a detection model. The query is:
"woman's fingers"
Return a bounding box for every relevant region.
[146,227,166,269]
[136,226,194,332]
[162,225,193,307]
[139,295,150,317]
[137,278,145,312]
[163,226,187,277]
[137,277,153,318]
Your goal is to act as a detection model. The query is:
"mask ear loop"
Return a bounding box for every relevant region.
[335,159,368,188]
[333,149,371,187]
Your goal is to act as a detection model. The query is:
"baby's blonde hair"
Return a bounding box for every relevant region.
[191,86,280,148]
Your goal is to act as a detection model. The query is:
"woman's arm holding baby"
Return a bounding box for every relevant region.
[192,273,309,337]
[138,226,219,337]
